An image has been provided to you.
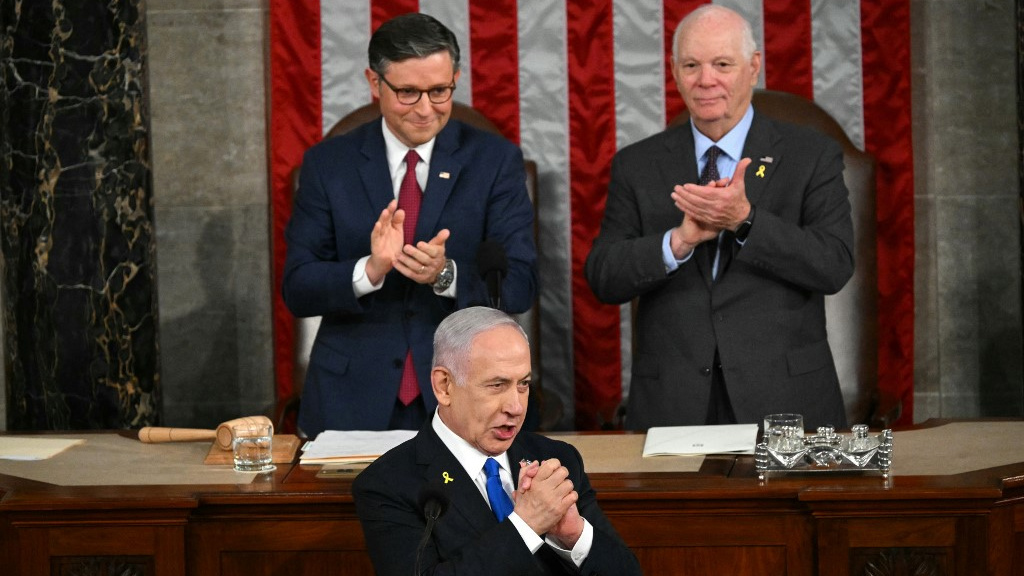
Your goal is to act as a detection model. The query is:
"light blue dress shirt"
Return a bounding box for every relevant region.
[662,104,755,275]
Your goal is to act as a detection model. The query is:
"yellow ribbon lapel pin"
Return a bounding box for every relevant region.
[442,471,454,484]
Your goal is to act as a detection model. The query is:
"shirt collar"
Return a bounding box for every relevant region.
[691,104,754,163]
[432,410,511,480]
[381,118,435,175]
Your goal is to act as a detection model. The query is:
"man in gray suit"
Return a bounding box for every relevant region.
[585,5,854,431]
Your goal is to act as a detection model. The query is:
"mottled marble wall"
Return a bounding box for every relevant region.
[147,0,273,429]
[0,0,160,429]
[912,0,1023,419]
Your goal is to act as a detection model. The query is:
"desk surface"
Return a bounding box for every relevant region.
[2,420,1023,576]
[2,420,1023,498]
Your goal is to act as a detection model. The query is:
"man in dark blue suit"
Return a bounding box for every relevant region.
[283,14,537,437]
[353,307,642,576]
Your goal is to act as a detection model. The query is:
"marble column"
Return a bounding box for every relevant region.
[0,0,160,429]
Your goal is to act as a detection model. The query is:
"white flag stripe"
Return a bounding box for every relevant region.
[518,0,575,423]
[717,0,766,88]
[612,0,666,403]
[810,0,866,150]
[420,0,473,106]
[613,0,666,149]
[320,2,370,135]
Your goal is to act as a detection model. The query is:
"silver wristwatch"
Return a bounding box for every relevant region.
[432,259,455,291]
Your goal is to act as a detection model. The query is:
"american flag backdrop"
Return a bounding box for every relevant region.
[268,0,914,430]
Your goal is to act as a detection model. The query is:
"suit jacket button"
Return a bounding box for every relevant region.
[393,359,403,368]
[700,367,712,376]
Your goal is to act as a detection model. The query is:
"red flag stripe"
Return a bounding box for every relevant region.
[469,0,521,143]
[663,0,709,123]
[371,0,417,31]
[568,0,621,429]
[268,0,323,402]
[860,0,915,425]
[762,0,813,99]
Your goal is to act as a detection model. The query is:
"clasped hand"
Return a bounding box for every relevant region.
[366,199,450,286]
[513,459,584,548]
[669,157,752,259]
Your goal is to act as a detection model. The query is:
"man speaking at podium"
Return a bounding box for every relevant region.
[353,307,642,575]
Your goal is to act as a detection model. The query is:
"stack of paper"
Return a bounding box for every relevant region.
[300,430,416,464]
[642,424,758,456]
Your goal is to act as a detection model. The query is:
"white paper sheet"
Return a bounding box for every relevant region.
[300,429,416,464]
[642,424,758,456]
[0,437,86,460]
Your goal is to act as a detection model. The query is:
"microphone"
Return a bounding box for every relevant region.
[476,240,508,310]
[414,483,449,574]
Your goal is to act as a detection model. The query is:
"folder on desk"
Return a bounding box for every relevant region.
[642,424,758,456]
[299,430,416,464]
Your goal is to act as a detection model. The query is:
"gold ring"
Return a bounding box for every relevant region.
[420,265,425,273]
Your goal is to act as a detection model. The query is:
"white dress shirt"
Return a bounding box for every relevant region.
[351,119,457,297]
[432,411,594,566]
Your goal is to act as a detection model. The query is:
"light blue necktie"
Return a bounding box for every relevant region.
[484,458,514,522]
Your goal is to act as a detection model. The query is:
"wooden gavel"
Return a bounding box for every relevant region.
[138,416,274,451]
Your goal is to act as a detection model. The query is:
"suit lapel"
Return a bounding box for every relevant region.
[416,121,462,242]
[506,439,538,491]
[416,424,496,532]
[357,119,398,210]
[715,113,780,279]
[740,112,782,209]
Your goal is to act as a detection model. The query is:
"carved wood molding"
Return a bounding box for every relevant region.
[52,556,154,576]
[852,547,947,576]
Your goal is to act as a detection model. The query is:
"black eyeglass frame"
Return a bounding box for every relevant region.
[377,73,457,105]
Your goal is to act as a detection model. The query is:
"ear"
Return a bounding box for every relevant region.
[365,68,381,99]
[749,51,762,87]
[431,367,454,406]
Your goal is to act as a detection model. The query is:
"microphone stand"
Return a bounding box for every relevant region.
[413,499,444,575]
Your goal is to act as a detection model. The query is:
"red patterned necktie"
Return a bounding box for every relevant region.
[397,150,422,405]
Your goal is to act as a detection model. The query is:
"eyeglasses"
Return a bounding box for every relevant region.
[377,74,456,105]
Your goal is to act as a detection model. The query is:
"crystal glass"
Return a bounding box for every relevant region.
[232,423,276,473]
[763,413,804,449]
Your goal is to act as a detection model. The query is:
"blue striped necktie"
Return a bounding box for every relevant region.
[483,458,514,522]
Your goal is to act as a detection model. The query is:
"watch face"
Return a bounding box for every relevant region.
[433,260,454,289]
[736,221,752,240]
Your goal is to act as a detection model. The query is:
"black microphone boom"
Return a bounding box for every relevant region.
[414,483,449,575]
[476,240,508,310]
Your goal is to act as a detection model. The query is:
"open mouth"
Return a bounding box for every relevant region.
[494,424,517,440]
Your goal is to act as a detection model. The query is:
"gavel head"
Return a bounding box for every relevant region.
[215,415,274,450]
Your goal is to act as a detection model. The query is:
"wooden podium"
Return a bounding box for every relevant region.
[1,422,1023,575]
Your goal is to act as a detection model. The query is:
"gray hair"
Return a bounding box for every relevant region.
[672,5,757,62]
[432,307,528,385]
[368,12,461,75]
